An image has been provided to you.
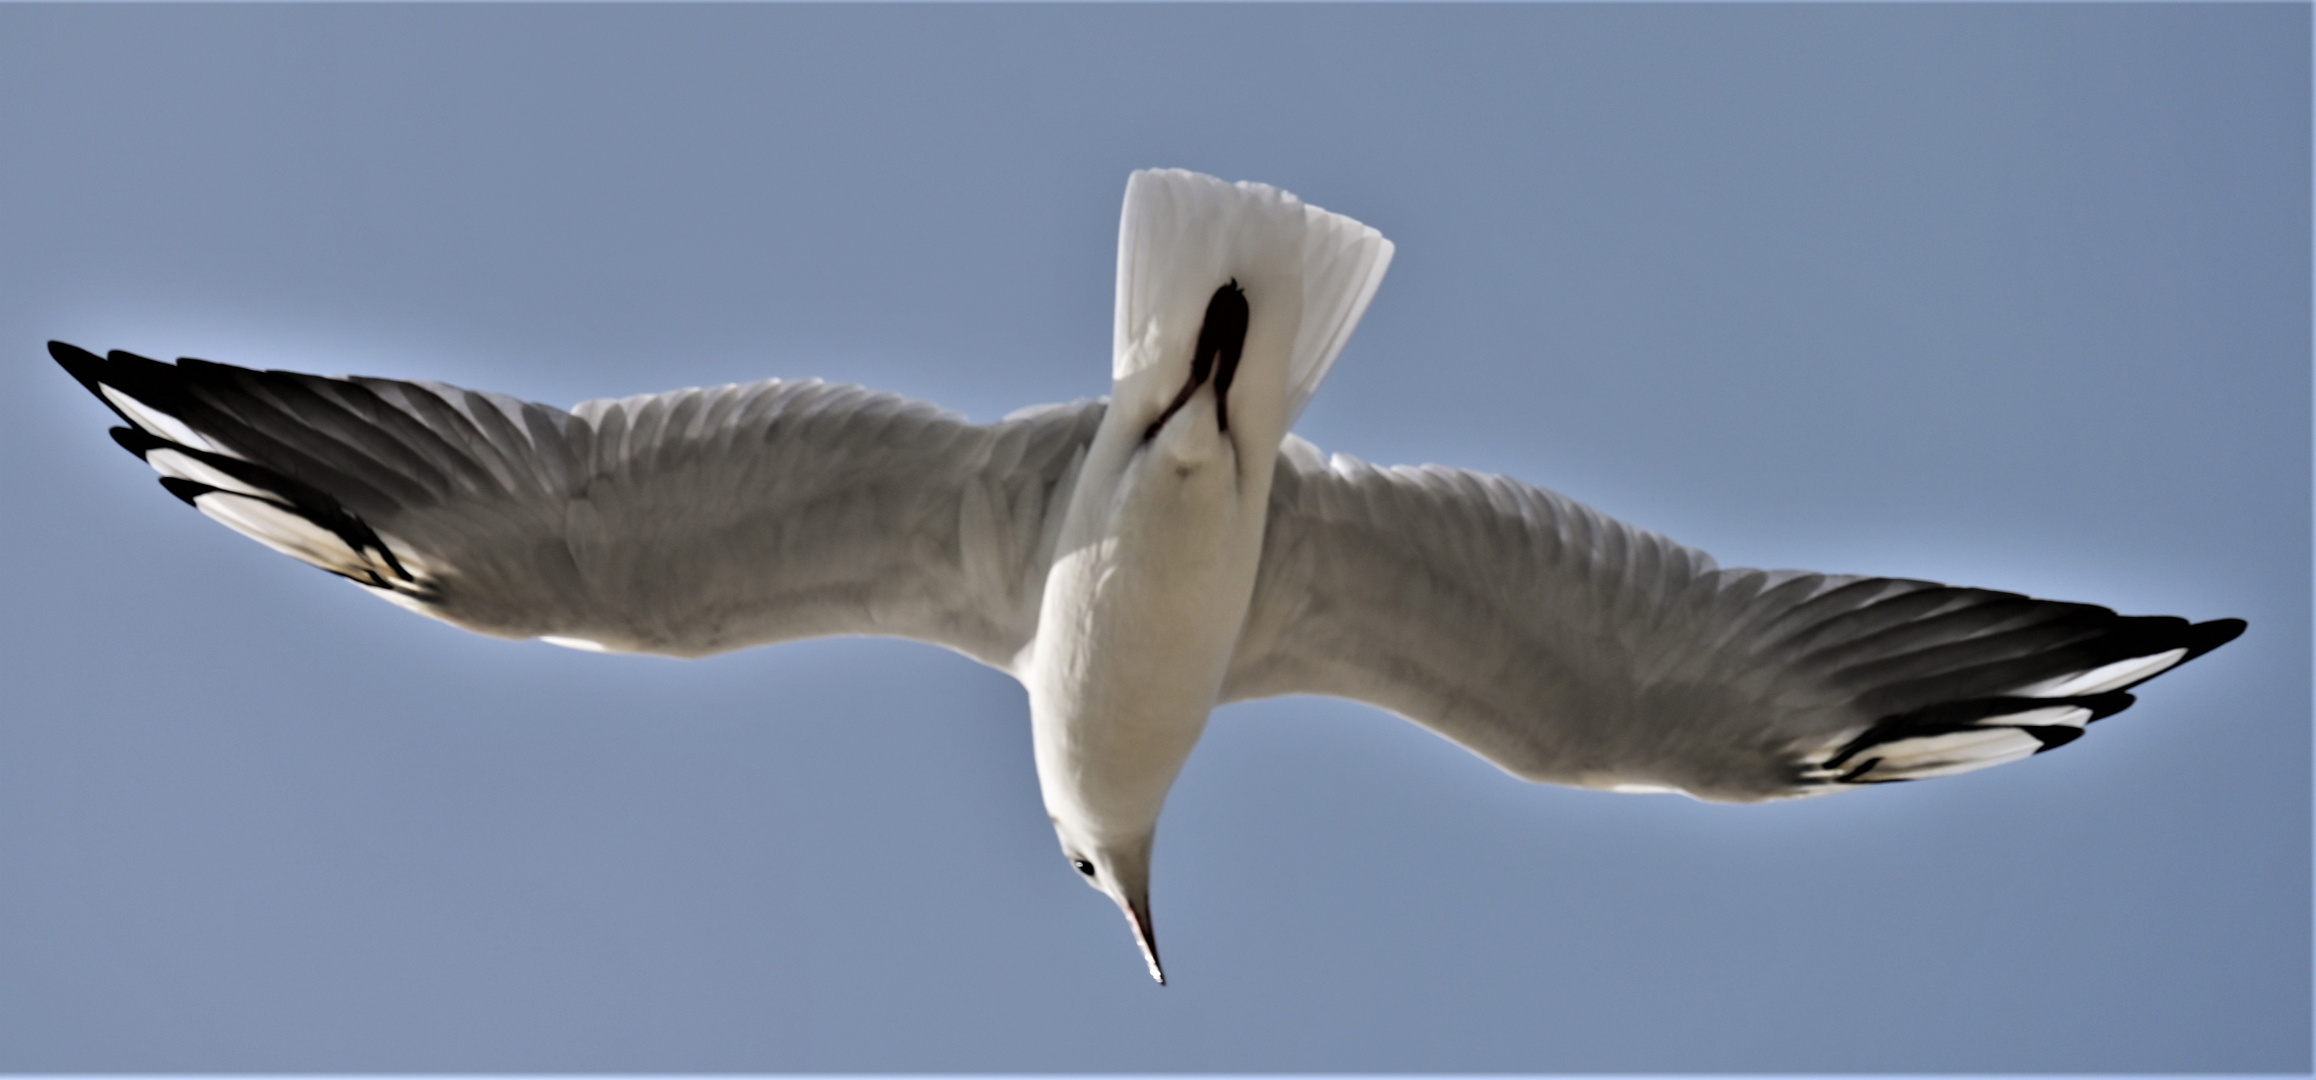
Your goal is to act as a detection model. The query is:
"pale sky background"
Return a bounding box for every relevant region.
[0,3,2305,1072]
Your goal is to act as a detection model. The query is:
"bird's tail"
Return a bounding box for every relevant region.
[1113,169,1393,430]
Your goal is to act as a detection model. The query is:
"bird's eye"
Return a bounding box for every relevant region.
[1071,858,1095,877]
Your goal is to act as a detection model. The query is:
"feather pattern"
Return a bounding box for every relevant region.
[1224,437,2245,801]
[53,342,1104,671]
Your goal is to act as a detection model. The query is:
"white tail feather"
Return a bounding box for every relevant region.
[1114,169,1392,427]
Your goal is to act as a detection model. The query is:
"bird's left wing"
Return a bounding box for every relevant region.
[1222,437,2243,802]
[53,342,1105,671]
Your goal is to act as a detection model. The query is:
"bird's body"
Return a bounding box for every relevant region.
[50,169,2243,984]
[1028,395,1255,972]
[1031,388,1254,852]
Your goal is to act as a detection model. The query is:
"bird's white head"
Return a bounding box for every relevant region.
[1053,821,1164,984]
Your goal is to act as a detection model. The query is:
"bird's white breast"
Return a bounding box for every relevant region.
[1025,387,1277,839]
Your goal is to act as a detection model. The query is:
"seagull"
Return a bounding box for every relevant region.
[51,168,2244,985]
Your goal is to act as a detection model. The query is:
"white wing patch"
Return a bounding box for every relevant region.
[1978,704,2093,729]
[143,448,274,500]
[187,489,385,581]
[100,384,229,456]
[1608,783,1682,795]
[540,636,612,653]
[2020,650,2188,698]
[1805,692,2115,786]
[1857,729,2042,781]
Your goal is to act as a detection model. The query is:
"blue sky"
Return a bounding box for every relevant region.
[0,3,2305,1071]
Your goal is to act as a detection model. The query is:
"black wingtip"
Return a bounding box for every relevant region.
[2186,618,2247,660]
[49,340,108,395]
[2024,724,2086,753]
[156,475,214,507]
[109,425,169,458]
[2082,690,2137,724]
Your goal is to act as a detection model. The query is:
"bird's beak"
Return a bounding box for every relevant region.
[1120,897,1164,985]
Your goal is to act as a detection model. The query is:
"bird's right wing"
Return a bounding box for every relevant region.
[1222,438,2244,802]
[53,342,1106,672]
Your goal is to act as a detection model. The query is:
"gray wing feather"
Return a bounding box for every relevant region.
[55,343,1104,672]
[1224,438,2243,801]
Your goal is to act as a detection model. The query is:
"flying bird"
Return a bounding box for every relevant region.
[51,168,2244,984]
